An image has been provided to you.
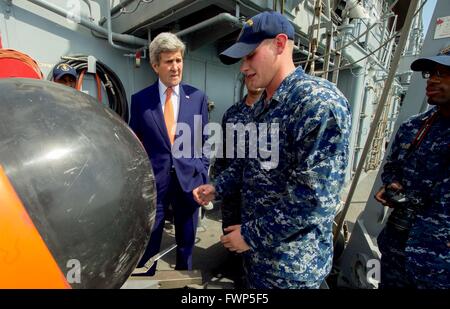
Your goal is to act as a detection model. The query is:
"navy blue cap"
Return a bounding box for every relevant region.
[219,11,295,65]
[411,46,450,71]
[53,63,77,81]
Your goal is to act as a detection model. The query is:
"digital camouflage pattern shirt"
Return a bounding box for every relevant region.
[214,66,351,287]
[380,106,450,288]
[212,96,254,229]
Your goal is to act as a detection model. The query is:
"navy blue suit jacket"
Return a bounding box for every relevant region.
[129,81,209,195]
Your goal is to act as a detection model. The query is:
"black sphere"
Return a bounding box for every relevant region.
[0,78,155,288]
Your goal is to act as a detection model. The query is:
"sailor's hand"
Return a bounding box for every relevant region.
[221,225,250,254]
[193,184,216,206]
[374,182,403,208]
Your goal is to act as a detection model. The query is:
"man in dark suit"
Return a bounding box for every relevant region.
[129,32,209,275]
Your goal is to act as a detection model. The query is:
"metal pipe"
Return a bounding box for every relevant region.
[332,51,341,84]
[347,66,366,174]
[175,12,243,37]
[310,0,323,75]
[295,48,332,65]
[364,20,372,47]
[335,20,391,71]
[383,15,397,67]
[308,14,392,70]
[132,244,178,274]
[378,15,388,59]
[303,0,331,22]
[334,0,421,244]
[27,0,147,47]
[325,0,331,20]
[353,84,372,172]
[105,0,138,52]
[322,24,333,79]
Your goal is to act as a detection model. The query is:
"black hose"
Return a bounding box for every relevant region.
[54,55,129,122]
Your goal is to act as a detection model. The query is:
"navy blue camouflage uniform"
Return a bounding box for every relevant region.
[211,96,255,287]
[377,106,450,289]
[212,96,254,229]
[214,66,351,288]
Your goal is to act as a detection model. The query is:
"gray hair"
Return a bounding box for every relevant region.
[149,32,186,65]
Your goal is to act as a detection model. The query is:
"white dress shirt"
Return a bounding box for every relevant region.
[158,79,180,124]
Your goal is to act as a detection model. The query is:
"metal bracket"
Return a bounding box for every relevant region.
[87,55,96,74]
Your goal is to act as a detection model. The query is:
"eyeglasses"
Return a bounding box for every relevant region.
[422,69,450,79]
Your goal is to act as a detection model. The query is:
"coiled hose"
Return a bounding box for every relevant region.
[54,55,128,121]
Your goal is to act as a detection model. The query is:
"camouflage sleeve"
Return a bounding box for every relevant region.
[212,105,245,198]
[241,93,351,250]
[211,109,231,179]
[212,158,244,200]
[380,122,408,186]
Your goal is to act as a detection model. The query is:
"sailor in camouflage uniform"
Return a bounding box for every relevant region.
[210,77,262,287]
[194,11,351,288]
[213,77,263,230]
[375,48,450,289]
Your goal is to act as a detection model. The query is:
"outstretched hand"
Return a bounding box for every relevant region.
[193,184,216,206]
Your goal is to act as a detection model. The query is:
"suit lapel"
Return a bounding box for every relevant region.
[178,84,193,128]
[177,85,202,156]
[148,84,171,150]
